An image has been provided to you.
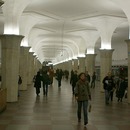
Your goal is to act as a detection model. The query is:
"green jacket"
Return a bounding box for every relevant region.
[75,79,91,101]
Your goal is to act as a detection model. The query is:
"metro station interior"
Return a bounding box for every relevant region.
[0,0,130,130]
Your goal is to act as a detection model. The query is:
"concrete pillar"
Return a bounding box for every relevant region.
[37,60,42,71]
[19,47,30,90]
[0,35,24,102]
[125,40,130,103]
[78,57,85,73]
[86,54,97,77]
[100,49,114,92]
[68,60,72,76]
[27,52,34,85]
[73,59,78,71]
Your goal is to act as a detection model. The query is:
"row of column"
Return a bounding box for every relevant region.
[54,45,130,104]
[1,34,130,104]
[0,35,42,102]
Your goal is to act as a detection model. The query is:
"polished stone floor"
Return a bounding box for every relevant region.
[0,78,130,130]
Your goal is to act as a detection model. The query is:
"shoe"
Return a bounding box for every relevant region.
[84,122,88,127]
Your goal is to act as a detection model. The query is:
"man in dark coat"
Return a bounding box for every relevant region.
[56,69,63,88]
[34,71,42,96]
[42,70,50,96]
[102,72,115,104]
[71,70,78,94]
[116,76,127,102]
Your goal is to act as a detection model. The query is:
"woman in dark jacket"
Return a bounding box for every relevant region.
[116,77,127,102]
[75,72,91,126]
[34,71,42,96]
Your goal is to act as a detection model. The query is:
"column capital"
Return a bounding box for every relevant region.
[85,54,97,56]
[85,54,97,58]
[99,49,114,52]
[0,34,24,39]
[29,52,34,55]
[77,57,85,59]
[99,49,114,57]
[23,46,31,52]
[0,34,24,49]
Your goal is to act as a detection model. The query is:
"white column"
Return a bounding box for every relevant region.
[100,49,114,92]
[86,54,97,76]
[27,52,34,85]
[73,59,78,71]
[67,60,72,78]
[78,57,85,73]
[19,47,30,90]
[0,35,24,102]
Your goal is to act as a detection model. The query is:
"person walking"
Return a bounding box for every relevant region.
[42,70,50,96]
[102,72,114,104]
[34,71,42,96]
[74,72,91,127]
[56,69,63,88]
[85,71,91,83]
[91,72,96,88]
[116,76,127,102]
[71,70,78,95]
[48,68,54,85]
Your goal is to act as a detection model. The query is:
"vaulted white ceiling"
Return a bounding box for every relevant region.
[0,0,129,64]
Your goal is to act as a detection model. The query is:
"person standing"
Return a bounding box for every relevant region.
[75,72,91,127]
[70,69,74,84]
[56,69,63,88]
[49,68,54,85]
[34,71,42,96]
[116,76,127,102]
[85,71,91,83]
[102,72,114,104]
[71,70,78,95]
[91,72,96,88]
[18,75,22,97]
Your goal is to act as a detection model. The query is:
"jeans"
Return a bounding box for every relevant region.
[91,80,95,88]
[77,100,88,124]
[43,83,48,96]
[105,90,110,104]
[58,79,61,87]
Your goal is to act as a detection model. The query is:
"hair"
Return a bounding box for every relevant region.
[78,72,85,79]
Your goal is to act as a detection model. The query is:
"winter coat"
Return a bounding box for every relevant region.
[34,72,42,88]
[102,76,114,91]
[116,79,127,98]
[74,79,91,101]
[71,73,78,87]
[42,72,50,85]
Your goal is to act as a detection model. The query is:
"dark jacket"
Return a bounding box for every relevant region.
[34,72,42,88]
[116,79,127,98]
[71,73,78,87]
[102,76,114,91]
[42,71,50,85]
[75,79,91,101]
[86,74,91,83]
[57,69,63,81]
